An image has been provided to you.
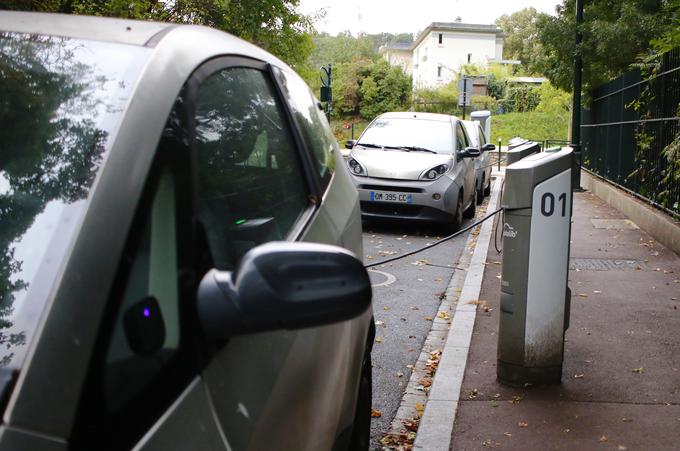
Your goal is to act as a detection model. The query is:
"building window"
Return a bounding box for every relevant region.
[438,33,443,44]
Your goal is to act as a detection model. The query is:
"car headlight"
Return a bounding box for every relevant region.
[419,164,448,180]
[347,158,367,176]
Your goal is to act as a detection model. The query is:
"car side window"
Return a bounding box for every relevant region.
[74,130,197,449]
[455,123,469,150]
[193,66,311,271]
[274,67,336,190]
[478,125,487,146]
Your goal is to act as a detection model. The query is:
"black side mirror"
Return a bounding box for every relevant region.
[197,242,372,338]
[482,143,496,152]
[345,139,357,149]
[459,147,481,158]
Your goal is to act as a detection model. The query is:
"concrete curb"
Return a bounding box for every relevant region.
[413,175,503,450]
[581,170,680,255]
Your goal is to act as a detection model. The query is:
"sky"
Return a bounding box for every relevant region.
[298,0,562,36]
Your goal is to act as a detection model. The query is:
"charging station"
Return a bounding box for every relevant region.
[498,148,573,385]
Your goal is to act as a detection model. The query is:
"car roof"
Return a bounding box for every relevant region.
[0,11,175,46]
[0,10,292,73]
[378,112,457,122]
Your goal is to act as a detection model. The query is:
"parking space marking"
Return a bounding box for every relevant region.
[368,268,397,287]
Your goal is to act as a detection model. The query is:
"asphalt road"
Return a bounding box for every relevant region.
[363,218,474,449]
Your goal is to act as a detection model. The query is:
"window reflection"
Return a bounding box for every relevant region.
[0,32,150,368]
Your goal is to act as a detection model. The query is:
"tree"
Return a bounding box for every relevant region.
[495,7,544,72]
[0,0,316,70]
[535,0,673,92]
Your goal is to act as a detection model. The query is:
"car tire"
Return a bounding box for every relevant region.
[476,177,484,204]
[484,178,491,196]
[348,347,372,450]
[448,193,464,233]
[464,190,476,219]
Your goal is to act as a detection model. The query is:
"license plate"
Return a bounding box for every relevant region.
[370,191,413,203]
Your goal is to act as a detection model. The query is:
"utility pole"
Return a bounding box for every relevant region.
[570,0,584,190]
[320,64,332,122]
[462,53,472,120]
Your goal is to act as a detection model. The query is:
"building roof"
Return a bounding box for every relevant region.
[509,77,548,84]
[381,42,413,52]
[412,22,503,49]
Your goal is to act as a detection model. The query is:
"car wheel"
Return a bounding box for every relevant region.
[476,177,484,204]
[448,193,464,233]
[484,178,491,196]
[348,348,372,450]
[464,190,476,219]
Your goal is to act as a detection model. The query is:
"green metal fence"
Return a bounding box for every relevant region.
[581,48,680,217]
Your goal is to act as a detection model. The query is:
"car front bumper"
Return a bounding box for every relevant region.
[351,175,461,223]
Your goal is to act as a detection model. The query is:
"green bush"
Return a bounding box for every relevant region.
[502,85,541,113]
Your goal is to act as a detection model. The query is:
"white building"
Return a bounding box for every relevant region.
[410,22,504,89]
[379,42,413,75]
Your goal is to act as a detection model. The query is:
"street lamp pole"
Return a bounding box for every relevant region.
[570,0,584,190]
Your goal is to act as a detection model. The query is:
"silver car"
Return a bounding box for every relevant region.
[462,119,495,203]
[346,112,480,232]
[0,11,373,451]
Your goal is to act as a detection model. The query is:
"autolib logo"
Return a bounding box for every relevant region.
[503,223,518,238]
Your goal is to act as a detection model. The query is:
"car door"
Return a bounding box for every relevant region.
[70,101,227,451]
[455,122,476,207]
[477,124,491,187]
[182,58,364,451]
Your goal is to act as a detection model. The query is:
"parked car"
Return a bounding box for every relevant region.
[345,112,480,232]
[462,119,495,203]
[0,11,374,451]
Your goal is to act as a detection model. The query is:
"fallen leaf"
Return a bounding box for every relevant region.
[509,395,524,404]
[632,367,645,374]
[490,400,499,408]
[424,316,433,321]
[578,293,589,298]
[618,446,628,450]
[593,290,602,294]
[504,432,512,437]
[375,336,383,343]
[383,306,391,311]
[437,311,450,320]
[434,277,442,282]
[622,418,632,422]
[366,255,374,260]
[518,421,528,428]
[375,320,385,327]
[371,409,382,417]
[396,372,404,378]
[599,435,608,442]
[563,428,570,433]
[574,374,584,379]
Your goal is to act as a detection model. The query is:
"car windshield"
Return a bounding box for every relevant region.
[357,118,454,154]
[462,122,480,147]
[0,32,150,369]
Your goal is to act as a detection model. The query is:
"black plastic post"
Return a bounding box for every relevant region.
[570,0,584,191]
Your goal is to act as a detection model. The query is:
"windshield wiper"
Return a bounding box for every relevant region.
[396,146,437,154]
[356,142,384,149]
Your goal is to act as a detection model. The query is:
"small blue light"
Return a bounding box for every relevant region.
[143,308,150,317]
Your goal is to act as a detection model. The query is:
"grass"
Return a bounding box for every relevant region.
[490,111,570,146]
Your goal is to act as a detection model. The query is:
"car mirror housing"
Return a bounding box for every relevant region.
[482,143,496,152]
[459,147,481,158]
[197,242,372,338]
[345,139,357,149]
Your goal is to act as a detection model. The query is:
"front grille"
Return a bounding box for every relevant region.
[360,185,424,193]
[361,201,424,217]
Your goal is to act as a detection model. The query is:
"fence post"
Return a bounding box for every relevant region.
[498,139,502,171]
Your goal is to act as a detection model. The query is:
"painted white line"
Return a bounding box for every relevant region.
[413,175,503,450]
[368,268,397,288]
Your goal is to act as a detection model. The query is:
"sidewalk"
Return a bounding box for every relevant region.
[452,192,680,450]
[447,191,680,450]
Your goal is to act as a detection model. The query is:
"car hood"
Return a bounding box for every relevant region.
[350,148,453,180]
